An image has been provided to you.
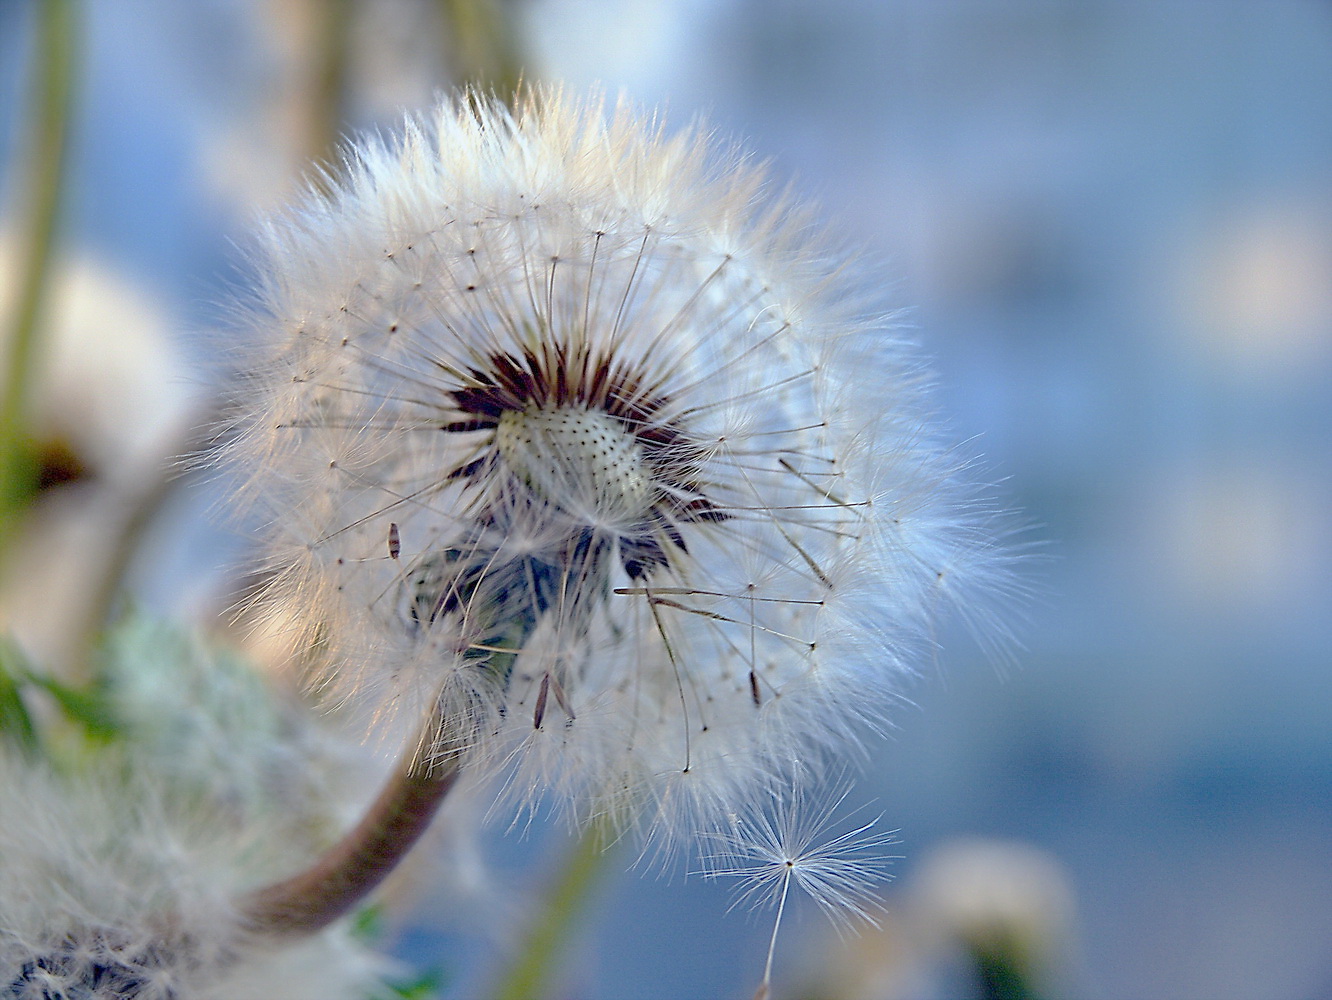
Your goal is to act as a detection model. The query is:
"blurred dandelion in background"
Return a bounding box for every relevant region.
[0,617,401,1000]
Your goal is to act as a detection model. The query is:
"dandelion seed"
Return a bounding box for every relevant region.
[701,781,899,1000]
[225,86,1020,840]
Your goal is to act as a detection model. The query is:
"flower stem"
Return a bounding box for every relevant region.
[72,402,217,677]
[239,702,463,938]
[306,0,352,192]
[0,0,78,544]
[490,814,616,1000]
[438,0,525,101]
[241,600,537,937]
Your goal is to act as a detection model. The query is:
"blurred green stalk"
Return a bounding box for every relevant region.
[974,945,1047,1000]
[439,0,525,102]
[0,0,78,544]
[307,0,352,191]
[490,816,615,1000]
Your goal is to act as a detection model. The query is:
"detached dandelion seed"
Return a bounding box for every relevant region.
[702,782,898,1000]
[225,86,1019,849]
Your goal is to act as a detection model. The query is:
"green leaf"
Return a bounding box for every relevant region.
[0,634,124,749]
[22,668,123,742]
[0,637,39,753]
[350,903,386,943]
[375,970,444,1000]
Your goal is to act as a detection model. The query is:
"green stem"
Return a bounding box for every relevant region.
[72,401,217,677]
[306,0,353,192]
[1,0,78,541]
[491,814,616,1000]
[974,946,1045,1000]
[438,0,526,102]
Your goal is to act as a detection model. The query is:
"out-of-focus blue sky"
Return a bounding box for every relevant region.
[2,3,1329,999]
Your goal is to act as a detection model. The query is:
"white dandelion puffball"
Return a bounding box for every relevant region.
[0,754,396,1000]
[228,88,1011,833]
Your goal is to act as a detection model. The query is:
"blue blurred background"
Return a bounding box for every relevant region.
[2,2,1329,998]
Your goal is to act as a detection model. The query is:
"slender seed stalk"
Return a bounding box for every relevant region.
[0,0,78,544]
[239,699,463,937]
[755,873,792,1000]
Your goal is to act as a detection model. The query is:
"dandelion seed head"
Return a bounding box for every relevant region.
[0,754,226,999]
[912,837,1076,988]
[224,86,1020,838]
[0,622,400,999]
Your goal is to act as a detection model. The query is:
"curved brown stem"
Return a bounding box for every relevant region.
[240,718,463,938]
[242,601,530,937]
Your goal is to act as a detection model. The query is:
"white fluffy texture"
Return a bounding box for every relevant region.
[0,756,393,1000]
[228,88,1012,838]
[100,615,382,838]
[0,618,398,998]
[912,838,1076,969]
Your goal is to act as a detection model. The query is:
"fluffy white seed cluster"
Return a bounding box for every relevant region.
[0,618,400,998]
[228,87,1011,837]
[0,755,393,1000]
